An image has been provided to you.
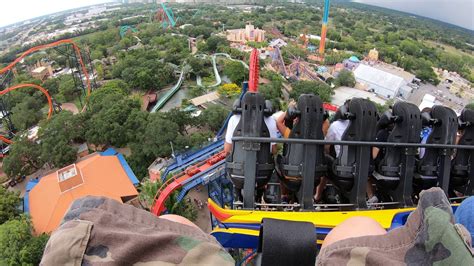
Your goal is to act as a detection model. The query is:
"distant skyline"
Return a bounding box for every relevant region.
[0,0,111,28]
[353,0,474,30]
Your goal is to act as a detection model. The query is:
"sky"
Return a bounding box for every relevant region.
[353,0,474,30]
[0,0,473,30]
[0,0,110,27]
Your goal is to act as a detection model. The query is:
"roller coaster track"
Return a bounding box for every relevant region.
[0,39,91,97]
[150,150,226,215]
[0,39,90,144]
[0,84,54,144]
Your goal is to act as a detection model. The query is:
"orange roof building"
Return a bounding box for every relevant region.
[25,148,139,234]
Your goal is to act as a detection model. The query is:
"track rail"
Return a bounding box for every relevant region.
[0,39,91,145]
[0,39,91,97]
[0,84,53,144]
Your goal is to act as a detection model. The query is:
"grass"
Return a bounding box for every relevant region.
[424,40,474,58]
[0,175,8,184]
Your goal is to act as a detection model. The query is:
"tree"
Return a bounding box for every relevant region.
[138,114,181,158]
[87,83,127,115]
[290,80,334,102]
[223,61,246,85]
[124,109,149,143]
[187,56,209,77]
[0,216,49,265]
[199,104,229,132]
[38,111,83,168]
[466,102,474,110]
[217,83,241,98]
[335,69,356,87]
[259,83,282,111]
[10,100,43,131]
[138,179,197,221]
[85,98,141,147]
[112,50,174,91]
[0,187,21,224]
[162,109,194,134]
[203,35,228,52]
[41,77,60,95]
[58,75,77,102]
[3,136,43,178]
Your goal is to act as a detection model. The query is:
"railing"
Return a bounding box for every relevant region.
[231,136,474,211]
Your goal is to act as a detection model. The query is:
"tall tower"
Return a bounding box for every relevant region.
[319,0,331,55]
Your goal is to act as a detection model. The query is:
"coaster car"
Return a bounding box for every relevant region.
[213,92,473,249]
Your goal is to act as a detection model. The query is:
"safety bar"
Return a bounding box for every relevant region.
[231,136,473,210]
[232,137,474,150]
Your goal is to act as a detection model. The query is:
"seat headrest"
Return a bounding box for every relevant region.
[427,105,458,145]
[294,94,325,139]
[233,93,273,116]
[232,99,241,114]
[459,108,474,129]
[341,98,378,141]
[391,101,422,143]
[264,100,273,116]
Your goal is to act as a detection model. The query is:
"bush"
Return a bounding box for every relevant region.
[217,83,241,98]
[290,80,334,102]
[335,69,356,87]
[0,216,49,265]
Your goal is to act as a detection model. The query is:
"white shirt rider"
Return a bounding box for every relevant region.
[325,119,350,157]
[224,114,278,155]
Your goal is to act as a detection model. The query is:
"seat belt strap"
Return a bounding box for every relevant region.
[257,218,317,266]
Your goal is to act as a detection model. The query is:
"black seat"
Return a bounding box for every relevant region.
[450,108,474,196]
[226,92,274,207]
[414,105,458,195]
[373,102,422,206]
[277,94,327,208]
[328,98,378,209]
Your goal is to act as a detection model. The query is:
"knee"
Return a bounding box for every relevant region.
[322,216,387,249]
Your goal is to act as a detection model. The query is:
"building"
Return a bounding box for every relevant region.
[76,143,89,158]
[353,64,406,99]
[25,149,139,234]
[368,48,379,61]
[419,94,436,111]
[31,66,52,81]
[269,38,287,48]
[226,23,265,43]
[343,56,360,71]
[190,91,220,109]
[148,157,170,181]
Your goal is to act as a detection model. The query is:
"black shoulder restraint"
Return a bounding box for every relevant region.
[254,218,317,266]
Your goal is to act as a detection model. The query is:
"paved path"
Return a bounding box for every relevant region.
[62,102,79,114]
[187,187,212,233]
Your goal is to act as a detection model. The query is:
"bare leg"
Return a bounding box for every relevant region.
[160,214,200,230]
[314,176,328,202]
[367,178,375,198]
[321,217,387,249]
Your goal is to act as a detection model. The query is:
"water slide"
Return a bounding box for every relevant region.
[196,53,249,87]
[150,151,226,215]
[150,68,187,113]
[151,53,247,112]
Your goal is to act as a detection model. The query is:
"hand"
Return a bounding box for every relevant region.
[288,100,297,109]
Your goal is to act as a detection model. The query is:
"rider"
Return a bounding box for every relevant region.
[224,108,278,156]
[276,100,330,203]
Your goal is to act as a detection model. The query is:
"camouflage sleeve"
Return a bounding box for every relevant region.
[317,187,474,265]
[40,196,234,266]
